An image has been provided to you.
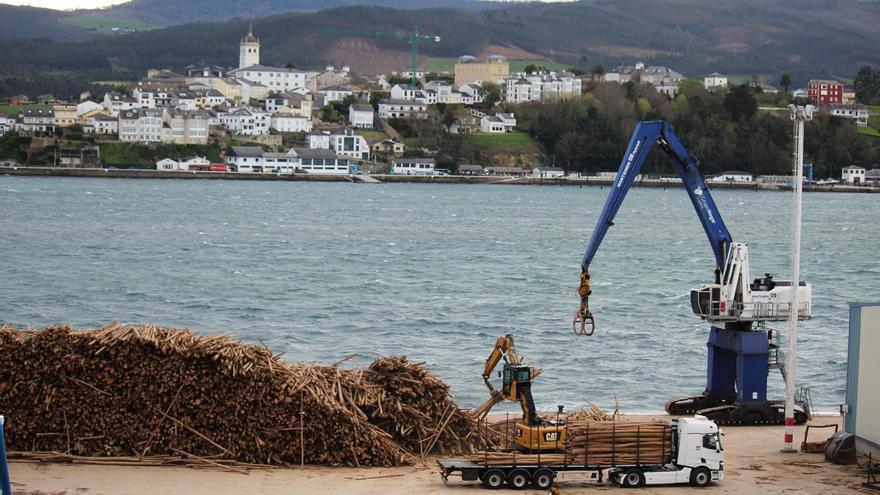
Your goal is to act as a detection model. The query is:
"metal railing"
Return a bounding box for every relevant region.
[695,300,811,321]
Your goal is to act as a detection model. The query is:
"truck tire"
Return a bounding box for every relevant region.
[690,467,712,487]
[507,469,530,490]
[620,468,645,488]
[532,469,554,490]
[481,469,506,489]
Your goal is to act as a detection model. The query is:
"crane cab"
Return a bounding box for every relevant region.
[690,243,812,323]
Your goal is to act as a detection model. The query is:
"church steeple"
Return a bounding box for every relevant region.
[239,21,260,69]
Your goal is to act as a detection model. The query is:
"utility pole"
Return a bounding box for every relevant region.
[783,104,814,452]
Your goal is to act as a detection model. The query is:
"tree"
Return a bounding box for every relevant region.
[854,65,880,104]
[779,73,792,93]
[369,91,388,108]
[723,85,758,122]
[592,64,606,78]
[284,62,296,69]
[481,82,502,108]
[523,64,538,74]
[567,66,586,76]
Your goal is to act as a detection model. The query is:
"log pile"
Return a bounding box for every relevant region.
[0,324,479,467]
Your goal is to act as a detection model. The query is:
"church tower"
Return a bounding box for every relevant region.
[239,21,260,69]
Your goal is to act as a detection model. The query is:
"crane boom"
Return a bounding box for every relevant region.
[574,121,732,335]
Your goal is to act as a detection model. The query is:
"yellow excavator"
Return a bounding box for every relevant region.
[482,335,567,451]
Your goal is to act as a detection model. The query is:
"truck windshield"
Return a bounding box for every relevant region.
[703,433,722,451]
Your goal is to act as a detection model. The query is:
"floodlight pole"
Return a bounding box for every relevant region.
[782,104,813,452]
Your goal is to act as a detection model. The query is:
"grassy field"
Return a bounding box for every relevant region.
[100,142,223,168]
[59,15,160,32]
[464,132,536,147]
[0,105,21,115]
[857,126,880,138]
[422,58,570,73]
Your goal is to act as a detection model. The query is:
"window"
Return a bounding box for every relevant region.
[703,433,722,450]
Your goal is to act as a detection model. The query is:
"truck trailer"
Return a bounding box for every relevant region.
[438,416,724,490]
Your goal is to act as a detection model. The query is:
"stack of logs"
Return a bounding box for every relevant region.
[469,421,672,467]
[0,324,479,467]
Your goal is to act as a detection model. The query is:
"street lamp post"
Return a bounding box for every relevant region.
[782,104,814,452]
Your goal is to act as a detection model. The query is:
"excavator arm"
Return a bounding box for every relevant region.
[482,334,518,393]
[575,121,733,335]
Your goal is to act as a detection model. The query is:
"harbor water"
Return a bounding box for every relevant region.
[1,176,874,413]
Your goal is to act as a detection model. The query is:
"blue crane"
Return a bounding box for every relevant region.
[575,120,812,425]
[0,416,11,495]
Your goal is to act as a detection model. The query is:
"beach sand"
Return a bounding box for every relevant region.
[10,416,863,494]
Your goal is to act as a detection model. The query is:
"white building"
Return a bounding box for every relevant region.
[830,104,869,127]
[219,106,268,135]
[76,100,105,121]
[226,146,351,174]
[710,171,754,183]
[316,86,353,103]
[390,84,420,101]
[132,87,156,108]
[605,62,684,86]
[227,146,299,174]
[842,166,866,185]
[265,92,312,117]
[15,108,55,135]
[532,167,565,178]
[292,147,351,174]
[0,113,9,136]
[377,98,428,119]
[392,157,435,176]
[270,114,313,133]
[87,113,118,135]
[704,73,728,91]
[239,24,260,69]
[480,113,516,133]
[502,71,582,103]
[118,108,164,143]
[103,92,138,116]
[349,103,374,129]
[156,158,179,171]
[164,109,209,144]
[308,129,369,160]
[232,64,315,93]
[179,156,211,170]
[172,92,197,111]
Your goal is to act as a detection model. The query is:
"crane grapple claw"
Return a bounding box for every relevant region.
[573,310,595,336]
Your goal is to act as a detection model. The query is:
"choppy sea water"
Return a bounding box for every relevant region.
[1,176,875,413]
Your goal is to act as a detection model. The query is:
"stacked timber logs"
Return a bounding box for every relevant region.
[0,324,478,467]
[468,421,672,467]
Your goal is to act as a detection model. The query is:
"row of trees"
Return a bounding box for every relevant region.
[512,81,880,178]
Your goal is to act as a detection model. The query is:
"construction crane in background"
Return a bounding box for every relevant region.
[310,26,441,86]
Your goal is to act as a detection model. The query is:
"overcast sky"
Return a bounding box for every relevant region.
[1,0,125,9]
[4,0,569,9]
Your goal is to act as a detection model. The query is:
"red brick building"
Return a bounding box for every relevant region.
[808,79,844,105]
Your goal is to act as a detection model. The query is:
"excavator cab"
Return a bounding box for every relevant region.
[501,364,532,400]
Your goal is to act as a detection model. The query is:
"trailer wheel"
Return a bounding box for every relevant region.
[620,468,645,488]
[690,467,712,487]
[532,469,554,489]
[481,469,506,489]
[507,469,530,490]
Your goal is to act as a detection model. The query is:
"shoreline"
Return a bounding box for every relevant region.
[2,166,877,192]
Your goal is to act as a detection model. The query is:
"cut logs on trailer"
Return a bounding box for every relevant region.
[468,421,673,466]
[0,324,480,467]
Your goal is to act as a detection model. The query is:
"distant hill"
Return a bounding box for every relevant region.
[77,0,483,27]
[0,0,878,97]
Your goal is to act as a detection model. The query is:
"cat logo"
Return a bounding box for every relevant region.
[515,427,523,437]
[544,432,559,442]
